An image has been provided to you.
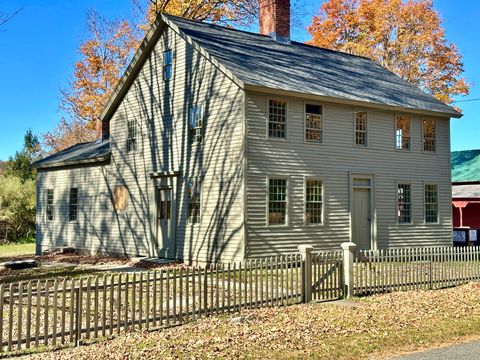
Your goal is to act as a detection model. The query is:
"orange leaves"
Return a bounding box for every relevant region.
[307,0,469,107]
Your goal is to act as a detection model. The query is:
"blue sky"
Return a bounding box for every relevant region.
[0,0,478,160]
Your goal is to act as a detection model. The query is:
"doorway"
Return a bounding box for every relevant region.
[156,187,174,258]
[351,177,373,250]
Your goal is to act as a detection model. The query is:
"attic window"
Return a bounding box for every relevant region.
[189,105,203,143]
[127,119,137,153]
[163,49,173,81]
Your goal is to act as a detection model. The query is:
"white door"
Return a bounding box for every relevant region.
[353,188,371,250]
[157,188,173,257]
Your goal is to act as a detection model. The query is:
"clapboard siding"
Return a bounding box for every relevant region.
[245,91,452,257]
[37,24,245,263]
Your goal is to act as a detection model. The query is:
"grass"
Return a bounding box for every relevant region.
[0,239,35,260]
[21,282,480,359]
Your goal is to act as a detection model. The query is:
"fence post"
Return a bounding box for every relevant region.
[341,242,357,299]
[298,245,313,303]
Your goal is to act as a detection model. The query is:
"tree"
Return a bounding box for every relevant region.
[47,0,261,153]
[307,0,469,105]
[6,130,42,182]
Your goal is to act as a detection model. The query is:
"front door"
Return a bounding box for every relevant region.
[353,188,371,250]
[157,188,173,257]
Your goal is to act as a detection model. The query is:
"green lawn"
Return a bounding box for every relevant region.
[0,241,35,260]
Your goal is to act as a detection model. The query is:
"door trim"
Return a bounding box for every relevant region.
[349,173,377,250]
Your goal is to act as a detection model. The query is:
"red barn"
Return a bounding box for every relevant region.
[451,150,480,245]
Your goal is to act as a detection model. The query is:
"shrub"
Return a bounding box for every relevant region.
[0,176,36,243]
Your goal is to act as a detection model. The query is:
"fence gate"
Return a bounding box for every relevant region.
[311,251,344,300]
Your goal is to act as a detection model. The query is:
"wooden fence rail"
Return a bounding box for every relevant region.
[353,246,480,296]
[0,254,308,354]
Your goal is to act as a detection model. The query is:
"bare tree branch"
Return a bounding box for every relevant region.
[0,7,23,29]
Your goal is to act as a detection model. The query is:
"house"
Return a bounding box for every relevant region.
[34,0,460,263]
[451,149,480,245]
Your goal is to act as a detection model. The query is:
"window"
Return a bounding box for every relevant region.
[305,180,323,224]
[163,49,173,81]
[395,115,410,150]
[189,106,203,143]
[188,179,201,224]
[268,178,287,225]
[423,119,436,152]
[46,189,54,222]
[397,183,411,223]
[355,111,367,146]
[113,186,128,212]
[268,100,287,139]
[127,119,137,153]
[69,188,78,222]
[305,104,323,143]
[425,184,438,223]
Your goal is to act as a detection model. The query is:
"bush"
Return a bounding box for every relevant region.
[0,176,36,243]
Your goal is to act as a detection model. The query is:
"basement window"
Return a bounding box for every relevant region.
[305,104,323,143]
[268,178,287,225]
[268,100,287,139]
[423,119,436,152]
[163,49,173,81]
[425,184,438,223]
[69,188,78,222]
[46,189,54,222]
[397,183,411,224]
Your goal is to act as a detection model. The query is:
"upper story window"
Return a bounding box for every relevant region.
[188,179,201,224]
[163,49,173,81]
[305,179,323,224]
[69,188,78,222]
[305,104,323,143]
[395,115,410,150]
[397,183,411,224]
[127,119,137,153]
[268,178,287,225]
[424,184,438,223]
[189,106,203,144]
[355,111,367,146]
[423,119,436,152]
[268,99,287,139]
[46,189,54,222]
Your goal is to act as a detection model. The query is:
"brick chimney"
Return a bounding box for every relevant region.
[259,0,290,43]
[96,119,110,141]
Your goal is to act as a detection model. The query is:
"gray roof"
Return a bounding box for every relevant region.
[164,14,460,118]
[33,140,110,169]
[453,183,480,199]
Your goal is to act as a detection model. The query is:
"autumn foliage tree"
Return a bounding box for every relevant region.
[307,0,469,105]
[44,0,259,153]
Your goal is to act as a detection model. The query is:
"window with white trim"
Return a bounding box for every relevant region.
[189,106,203,143]
[163,49,173,81]
[46,189,54,222]
[305,179,323,224]
[355,111,367,146]
[423,119,436,152]
[397,183,411,223]
[268,178,287,225]
[395,115,410,150]
[188,179,201,224]
[69,188,78,222]
[424,184,438,223]
[305,104,322,143]
[268,100,287,139]
[126,119,137,153]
